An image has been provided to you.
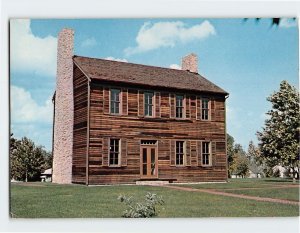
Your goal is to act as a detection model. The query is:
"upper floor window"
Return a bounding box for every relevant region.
[110,89,120,114]
[109,139,120,166]
[176,95,184,118]
[176,141,185,165]
[144,92,154,116]
[201,98,210,120]
[202,141,211,166]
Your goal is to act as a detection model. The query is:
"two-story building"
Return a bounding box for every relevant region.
[52,28,229,185]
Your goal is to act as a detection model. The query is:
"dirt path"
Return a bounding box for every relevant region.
[162,185,300,206]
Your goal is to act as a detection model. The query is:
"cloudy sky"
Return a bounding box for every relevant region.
[10,18,298,151]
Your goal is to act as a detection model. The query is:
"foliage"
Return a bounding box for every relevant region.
[118,192,164,218]
[229,143,249,178]
[10,134,51,181]
[227,134,235,177]
[232,153,249,178]
[247,141,265,177]
[244,18,296,27]
[257,81,299,180]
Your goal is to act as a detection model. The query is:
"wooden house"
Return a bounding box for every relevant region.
[52,28,229,185]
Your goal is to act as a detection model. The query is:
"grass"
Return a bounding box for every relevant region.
[10,178,299,218]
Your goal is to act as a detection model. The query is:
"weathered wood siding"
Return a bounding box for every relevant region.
[72,65,88,184]
[76,80,227,184]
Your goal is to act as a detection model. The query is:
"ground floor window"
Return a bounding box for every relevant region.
[202,141,211,165]
[176,141,185,165]
[109,139,120,166]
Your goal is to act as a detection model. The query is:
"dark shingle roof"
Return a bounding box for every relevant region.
[73,55,228,95]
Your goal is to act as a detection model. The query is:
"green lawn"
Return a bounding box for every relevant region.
[10,179,299,218]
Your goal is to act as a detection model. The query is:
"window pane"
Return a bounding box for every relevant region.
[143,148,147,163]
[151,148,156,175]
[144,92,154,116]
[109,139,120,165]
[176,141,184,165]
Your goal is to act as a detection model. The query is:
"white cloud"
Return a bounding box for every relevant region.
[125,20,216,55]
[279,18,297,28]
[169,64,181,70]
[105,56,128,62]
[11,85,53,123]
[81,37,97,48]
[10,19,57,76]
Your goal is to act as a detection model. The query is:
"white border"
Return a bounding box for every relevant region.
[1,0,299,232]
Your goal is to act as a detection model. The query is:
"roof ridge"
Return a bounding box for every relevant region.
[73,55,200,75]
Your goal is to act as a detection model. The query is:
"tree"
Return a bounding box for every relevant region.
[247,141,264,178]
[257,81,299,181]
[231,144,249,178]
[10,136,47,182]
[227,133,235,177]
[244,18,296,27]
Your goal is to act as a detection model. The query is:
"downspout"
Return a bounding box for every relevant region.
[225,94,229,182]
[86,80,91,186]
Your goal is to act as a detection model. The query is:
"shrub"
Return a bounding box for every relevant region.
[118,192,164,218]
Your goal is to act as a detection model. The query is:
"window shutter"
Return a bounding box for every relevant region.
[138,90,144,117]
[102,138,109,166]
[210,99,215,121]
[121,139,127,166]
[190,141,197,166]
[196,97,201,120]
[122,88,128,115]
[190,95,196,119]
[211,141,216,166]
[170,94,175,118]
[155,92,160,117]
[185,96,190,118]
[197,141,202,166]
[103,87,110,114]
[185,141,191,166]
[170,140,176,166]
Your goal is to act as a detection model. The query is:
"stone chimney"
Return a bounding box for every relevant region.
[52,28,74,184]
[181,53,198,73]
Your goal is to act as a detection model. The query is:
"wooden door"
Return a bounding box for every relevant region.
[140,146,158,178]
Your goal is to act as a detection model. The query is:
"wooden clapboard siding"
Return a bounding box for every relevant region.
[73,78,227,184]
[72,65,88,184]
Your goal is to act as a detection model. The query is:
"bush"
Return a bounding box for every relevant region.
[118,192,164,218]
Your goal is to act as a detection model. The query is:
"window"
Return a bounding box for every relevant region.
[201,98,210,120]
[202,141,211,166]
[176,141,185,165]
[144,92,154,116]
[110,89,120,114]
[109,139,120,166]
[176,95,184,118]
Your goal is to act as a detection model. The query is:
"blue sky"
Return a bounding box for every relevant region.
[10,18,298,151]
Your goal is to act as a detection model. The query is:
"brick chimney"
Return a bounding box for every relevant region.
[52,28,74,184]
[181,53,198,73]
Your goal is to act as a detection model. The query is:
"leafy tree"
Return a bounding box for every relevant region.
[227,134,235,177]
[247,141,264,178]
[244,18,296,27]
[231,145,249,178]
[257,81,299,181]
[10,136,47,182]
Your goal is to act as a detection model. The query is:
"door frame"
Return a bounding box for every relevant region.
[140,142,158,179]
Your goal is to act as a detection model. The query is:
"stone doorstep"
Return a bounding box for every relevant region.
[136,180,170,186]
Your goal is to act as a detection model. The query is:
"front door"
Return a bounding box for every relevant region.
[140,145,158,179]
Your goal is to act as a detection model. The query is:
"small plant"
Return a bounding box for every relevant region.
[118,192,164,218]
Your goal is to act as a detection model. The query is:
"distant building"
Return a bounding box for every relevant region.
[40,168,52,182]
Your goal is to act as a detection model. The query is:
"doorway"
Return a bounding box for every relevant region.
[140,141,158,179]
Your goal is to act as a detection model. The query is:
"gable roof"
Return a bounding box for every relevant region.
[73,55,228,95]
